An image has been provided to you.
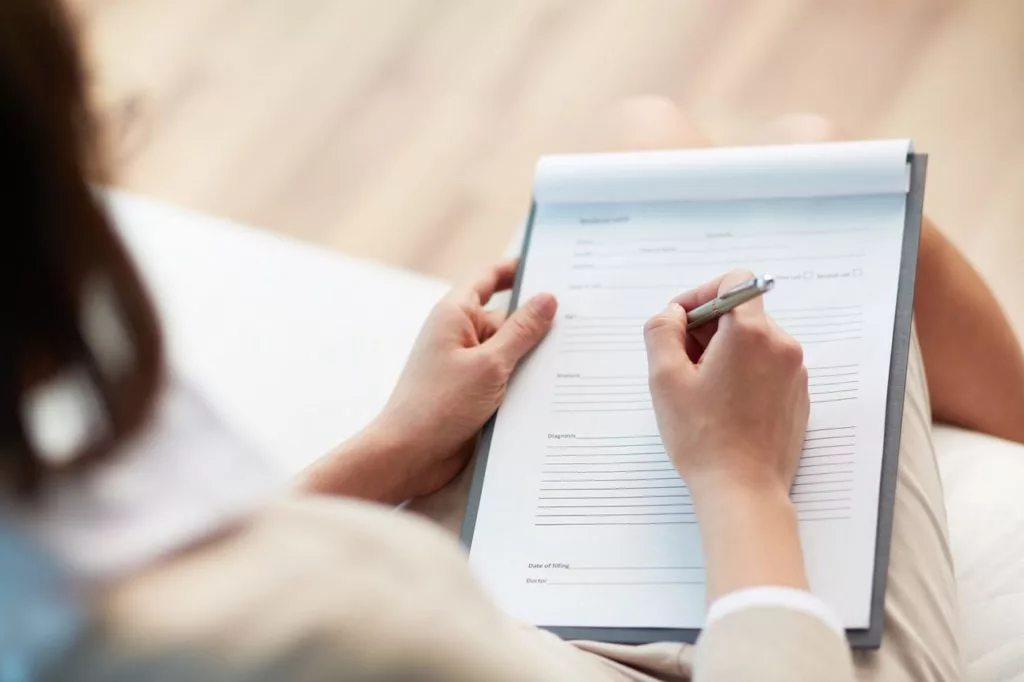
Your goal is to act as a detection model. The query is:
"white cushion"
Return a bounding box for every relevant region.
[934,425,1024,681]
[109,191,1024,680]
[107,190,448,472]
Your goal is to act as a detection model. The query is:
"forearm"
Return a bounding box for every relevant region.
[297,420,414,504]
[916,219,1024,442]
[689,475,854,682]
[690,475,808,602]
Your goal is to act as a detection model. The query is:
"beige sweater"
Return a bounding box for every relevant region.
[54,495,855,682]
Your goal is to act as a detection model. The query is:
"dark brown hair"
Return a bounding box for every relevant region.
[0,0,163,495]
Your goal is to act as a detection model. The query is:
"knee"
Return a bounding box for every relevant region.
[610,95,685,128]
[589,95,708,151]
[758,113,846,144]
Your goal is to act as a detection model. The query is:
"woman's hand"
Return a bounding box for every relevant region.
[645,270,809,494]
[301,258,557,503]
[377,258,558,496]
[644,270,810,599]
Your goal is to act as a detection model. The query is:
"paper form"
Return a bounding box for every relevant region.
[467,141,912,630]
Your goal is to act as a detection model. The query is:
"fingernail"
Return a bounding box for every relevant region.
[529,293,558,321]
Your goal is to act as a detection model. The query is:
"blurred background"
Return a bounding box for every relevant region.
[74,0,1024,332]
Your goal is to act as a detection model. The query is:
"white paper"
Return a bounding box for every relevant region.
[535,139,911,204]
[468,141,911,630]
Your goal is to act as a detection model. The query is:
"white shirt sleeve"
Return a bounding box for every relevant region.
[706,586,845,637]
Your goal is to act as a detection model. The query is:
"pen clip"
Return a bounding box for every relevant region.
[719,276,759,301]
[719,274,774,301]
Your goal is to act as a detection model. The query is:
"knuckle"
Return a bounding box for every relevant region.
[760,339,804,378]
[788,340,805,366]
[722,268,756,291]
[643,314,675,339]
[797,362,809,384]
[765,333,786,356]
[777,335,804,365]
[733,317,769,344]
[728,267,756,282]
[507,314,536,342]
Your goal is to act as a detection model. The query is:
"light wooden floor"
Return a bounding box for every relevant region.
[76,0,1024,334]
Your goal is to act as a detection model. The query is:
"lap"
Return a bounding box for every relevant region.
[408,326,962,681]
[853,328,961,680]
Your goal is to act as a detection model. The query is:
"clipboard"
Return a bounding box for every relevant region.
[460,153,927,650]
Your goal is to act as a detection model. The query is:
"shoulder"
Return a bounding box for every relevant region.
[83,496,502,680]
[106,494,479,626]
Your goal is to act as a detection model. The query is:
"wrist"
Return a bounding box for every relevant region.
[299,418,416,503]
[687,469,808,602]
[687,467,792,514]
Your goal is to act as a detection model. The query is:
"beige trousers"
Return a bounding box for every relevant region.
[408,329,963,681]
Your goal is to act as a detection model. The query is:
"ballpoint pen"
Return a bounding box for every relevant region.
[686,274,775,331]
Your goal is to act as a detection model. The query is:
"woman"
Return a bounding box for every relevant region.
[4,2,1024,681]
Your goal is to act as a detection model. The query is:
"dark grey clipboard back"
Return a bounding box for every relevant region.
[460,154,928,650]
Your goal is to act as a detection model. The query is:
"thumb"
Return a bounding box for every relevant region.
[489,292,558,366]
[644,302,695,383]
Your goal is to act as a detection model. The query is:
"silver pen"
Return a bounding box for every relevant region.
[686,274,775,331]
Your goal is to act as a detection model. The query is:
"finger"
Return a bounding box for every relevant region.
[670,273,731,311]
[486,292,558,366]
[464,257,520,306]
[712,269,766,326]
[479,308,507,342]
[485,308,507,329]
[670,275,729,354]
[644,302,696,384]
[585,96,712,153]
[765,315,789,339]
[762,314,798,357]
[667,271,734,352]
